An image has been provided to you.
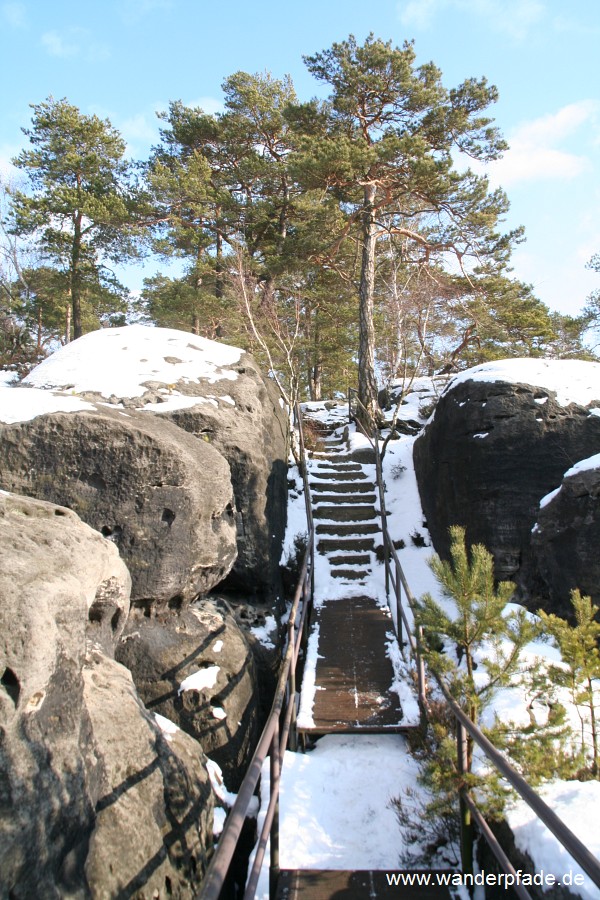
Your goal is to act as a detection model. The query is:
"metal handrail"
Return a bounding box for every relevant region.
[347,388,600,891]
[198,406,315,900]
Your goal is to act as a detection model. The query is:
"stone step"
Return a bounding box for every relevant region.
[318,537,375,553]
[313,505,377,522]
[310,470,368,482]
[311,493,377,505]
[331,568,371,580]
[327,553,372,566]
[316,522,379,536]
[309,481,375,494]
[311,459,362,469]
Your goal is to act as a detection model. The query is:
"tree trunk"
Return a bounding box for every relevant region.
[71,213,83,339]
[309,363,323,401]
[65,304,71,344]
[309,313,323,401]
[37,307,43,351]
[357,183,380,430]
[215,218,224,301]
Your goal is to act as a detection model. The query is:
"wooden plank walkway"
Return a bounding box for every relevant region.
[276,415,450,899]
[299,595,405,734]
[276,870,453,899]
[299,424,412,735]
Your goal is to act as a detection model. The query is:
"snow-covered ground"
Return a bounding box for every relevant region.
[260,372,600,900]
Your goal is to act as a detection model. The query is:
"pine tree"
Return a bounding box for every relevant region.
[418,526,537,743]
[539,590,600,777]
[9,97,140,339]
[409,527,539,865]
[289,34,521,426]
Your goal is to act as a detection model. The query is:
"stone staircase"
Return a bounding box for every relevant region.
[308,429,379,587]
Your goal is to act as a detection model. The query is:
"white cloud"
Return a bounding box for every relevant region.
[1,1,26,27]
[478,101,600,187]
[398,0,545,40]
[121,113,159,145]
[184,96,225,116]
[0,144,24,182]
[40,27,110,62]
[41,30,78,58]
[398,0,441,29]
[118,0,173,23]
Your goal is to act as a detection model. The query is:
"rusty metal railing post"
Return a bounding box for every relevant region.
[287,613,298,753]
[269,722,280,898]
[457,718,474,880]
[394,555,403,648]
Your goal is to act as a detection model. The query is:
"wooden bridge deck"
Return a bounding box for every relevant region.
[299,595,406,734]
[276,870,453,899]
[283,420,429,895]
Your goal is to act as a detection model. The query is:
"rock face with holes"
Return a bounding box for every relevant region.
[116,598,261,791]
[0,399,237,607]
[158,359,289,604]
[22,324,289,605]
[530,457,600,618]
[0,491,214,897]
[413,360,600,609]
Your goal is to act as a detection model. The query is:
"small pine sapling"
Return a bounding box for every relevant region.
[417,526,538,754]
[538,590,600,778]
[394,527,540,866]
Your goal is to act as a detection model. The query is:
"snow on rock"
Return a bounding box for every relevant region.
[563,452,600,479]
[414,357,600,595]
[445,358,600,409]
[0,384,95,424]
[153,712,180,742]
[250,614,278,649]
[23,324,243,399]
[178,665,220,694]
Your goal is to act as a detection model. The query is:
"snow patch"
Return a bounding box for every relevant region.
[0,385,96,424]
[508,780,600,900]
[178,665,220,694]
[564,453,600,479]
[153,712,180,742]
[445,358,600,409]
[23,324,243,398]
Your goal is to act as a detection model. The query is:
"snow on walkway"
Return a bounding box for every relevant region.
[253,734,423,898]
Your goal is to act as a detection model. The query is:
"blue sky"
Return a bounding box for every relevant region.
[1,0,599,316]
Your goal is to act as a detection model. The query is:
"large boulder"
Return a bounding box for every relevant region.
[0,492,213,898]
[23,324,289,604]
[116,599,261,791]
[413,359,600,602]
[0,389,237,608]
[160,363,289,604]
[531,455,600,617]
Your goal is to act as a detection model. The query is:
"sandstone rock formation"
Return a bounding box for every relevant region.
[413,360,600,605]
[531,455,600,617]
[0,492,213,898]
[116,599,261,791]
[23,324,289,604]
[0,397,237,607]
[160,360,288,604]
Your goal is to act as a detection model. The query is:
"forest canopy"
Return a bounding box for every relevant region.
[0,35,596,414]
